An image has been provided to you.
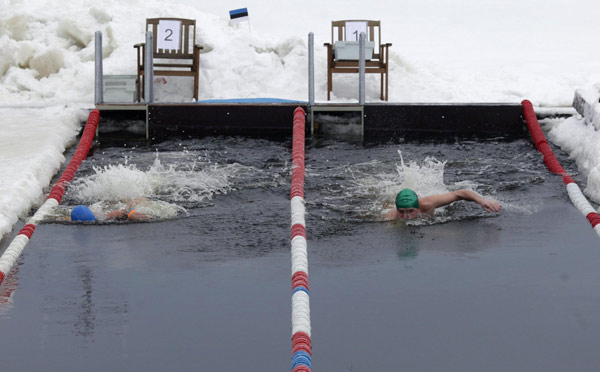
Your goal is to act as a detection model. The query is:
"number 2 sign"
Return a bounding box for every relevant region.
[157,20,181,50]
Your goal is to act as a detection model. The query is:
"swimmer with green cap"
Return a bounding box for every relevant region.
[385,188,501,220]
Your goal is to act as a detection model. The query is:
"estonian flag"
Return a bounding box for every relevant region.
[229,8,249,23]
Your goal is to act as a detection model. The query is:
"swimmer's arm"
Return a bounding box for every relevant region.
[454,190,501,212]
[422,190,501,213]
[419,192,461,211]
[106,208,127,219]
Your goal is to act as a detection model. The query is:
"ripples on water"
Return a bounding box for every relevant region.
[46,136,567,229]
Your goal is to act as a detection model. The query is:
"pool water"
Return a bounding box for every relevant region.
[1,136,599,371]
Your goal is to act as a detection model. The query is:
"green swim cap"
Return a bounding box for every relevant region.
[395,189,419,209]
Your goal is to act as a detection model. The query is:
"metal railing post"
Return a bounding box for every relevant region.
[359,32,366,104]
[308,32,315,135]
[144,31,154,103]
[308,32,314,106]
[94,31,103,105]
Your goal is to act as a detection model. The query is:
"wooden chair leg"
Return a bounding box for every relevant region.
[193,49,200,101]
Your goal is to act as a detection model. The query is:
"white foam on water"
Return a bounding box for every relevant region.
[68,156,244,204]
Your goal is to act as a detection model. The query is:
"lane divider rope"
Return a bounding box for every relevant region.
[290,107,312,372]
[522,100,600,236]
[0,110,101,285]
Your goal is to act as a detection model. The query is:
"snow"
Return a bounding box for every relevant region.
[549,116,600,202]
[1,0,600,239]
[0,107,83,237]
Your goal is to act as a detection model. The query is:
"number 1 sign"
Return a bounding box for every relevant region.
[157,20,181,50]
[345,21,367,42]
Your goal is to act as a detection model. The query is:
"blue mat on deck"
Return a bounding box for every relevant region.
[195,98,307,104]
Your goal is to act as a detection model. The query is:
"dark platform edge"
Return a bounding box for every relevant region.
[95,102,529,141]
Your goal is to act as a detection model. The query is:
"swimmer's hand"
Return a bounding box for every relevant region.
[127,210,150,221]
[477,197,501,213]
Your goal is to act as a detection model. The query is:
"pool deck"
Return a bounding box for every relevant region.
[95,101,528,140]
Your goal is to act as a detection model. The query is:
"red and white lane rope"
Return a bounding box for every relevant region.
[290,107,312,372]
[522,100,600,236]
[0,110,100,285]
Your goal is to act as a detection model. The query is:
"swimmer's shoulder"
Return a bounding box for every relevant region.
[417,197,436,214]
[384,208,398,220]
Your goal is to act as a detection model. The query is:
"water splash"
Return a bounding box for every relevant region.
[68,155,243,205]
[392,150,453,197]
[316,150,487,225]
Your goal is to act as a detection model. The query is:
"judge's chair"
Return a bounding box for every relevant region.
[323,20,392,101]
[134,18,203,101]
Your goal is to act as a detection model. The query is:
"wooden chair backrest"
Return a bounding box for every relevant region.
[331,20,381,47]
[146,18,196,59]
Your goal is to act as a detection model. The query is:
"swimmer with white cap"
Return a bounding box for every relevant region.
[385,188,501,220]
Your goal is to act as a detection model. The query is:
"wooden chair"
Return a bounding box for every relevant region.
[134,18,203,101]
[324,20,392,101]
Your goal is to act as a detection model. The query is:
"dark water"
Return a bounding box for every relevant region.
[1,136,600,371]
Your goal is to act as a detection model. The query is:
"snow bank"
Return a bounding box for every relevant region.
[0,107,82,238]
[2,0,600,104]
[549,116,600,204]
[0,0,312,104]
